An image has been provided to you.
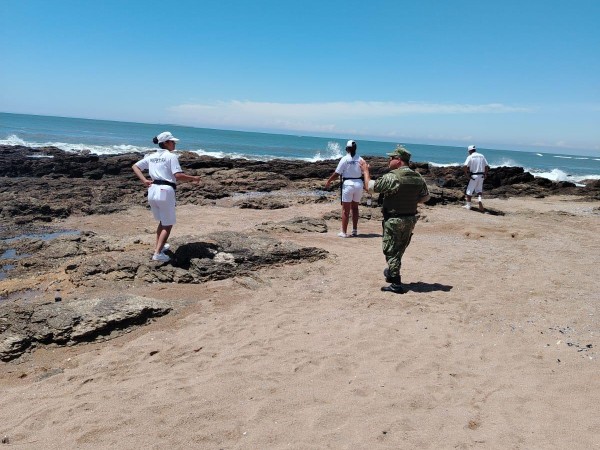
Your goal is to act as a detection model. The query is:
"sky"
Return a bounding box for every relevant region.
[1,0,599,155]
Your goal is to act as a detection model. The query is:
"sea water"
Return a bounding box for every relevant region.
[1,112,599,183]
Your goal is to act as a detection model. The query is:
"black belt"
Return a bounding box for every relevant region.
[470,172,485,175]
[153,179,177,190]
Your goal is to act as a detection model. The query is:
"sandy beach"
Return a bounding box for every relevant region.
[1,192,599,449]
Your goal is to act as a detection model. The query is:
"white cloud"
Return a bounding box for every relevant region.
[167,100,531,132]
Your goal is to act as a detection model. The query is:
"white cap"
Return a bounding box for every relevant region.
[157,131,179,143]
[468,145,476,152]
[346,140,356,148]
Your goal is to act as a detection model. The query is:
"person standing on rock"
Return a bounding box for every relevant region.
[132,131,200,263]
[360,145,430,294]
[325,140,365,237]
[463,145,489,211]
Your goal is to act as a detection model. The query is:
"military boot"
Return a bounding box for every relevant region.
[383,267,401,283]
[381,283,405,294]
[384,268,392,283]
[381,273,405,294]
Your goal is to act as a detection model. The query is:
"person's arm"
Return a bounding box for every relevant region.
[325,171,339,189]
[417,176,430,204]
[463,155,471,177]
[359,159,377,193]
[175,172,201,184]
[132,164,152,188]
[417,188,431,204]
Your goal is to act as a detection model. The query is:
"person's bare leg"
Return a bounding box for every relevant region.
[155,224,172,254]
[464,194,472,209]
[351,201,359,231]
[477,193,484,211]
[341,202,351,234]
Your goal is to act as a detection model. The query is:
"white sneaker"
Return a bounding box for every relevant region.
[351,229,358,237]
[162,243,170,251]
[152,253,171,262]
[463,204,471,210]
[337,232,348,238]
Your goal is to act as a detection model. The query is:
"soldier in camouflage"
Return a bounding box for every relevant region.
[360,145,430,294]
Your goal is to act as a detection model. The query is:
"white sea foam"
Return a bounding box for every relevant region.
[553,155,572,159]
[189,149,252,160]
[490,158,520,168]
[536,153,543,156]
[309,141,343,162]
[0,134,153,155]
[428,162,461,168]
[528,168,600,185]
[1,135,28,146]
[531,168,570,181]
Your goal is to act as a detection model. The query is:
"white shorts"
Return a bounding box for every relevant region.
[466,175,484,196]
[148,184,176,226]
[341,180,363,203]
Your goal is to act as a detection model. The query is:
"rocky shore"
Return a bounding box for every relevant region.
[1,144,599,361]
[1,144,598,227]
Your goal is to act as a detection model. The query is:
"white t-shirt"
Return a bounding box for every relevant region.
[464,152,489,174]
[135,150,182,184]
[335,154,364,181]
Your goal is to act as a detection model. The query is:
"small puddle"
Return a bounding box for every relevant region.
[1,249,30,260]
[2,230,80,243]
[1,249,17,259]
[0,264,15,281]
[0,229,79,281]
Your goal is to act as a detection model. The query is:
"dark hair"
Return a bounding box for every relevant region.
[153,136,167,149]
[346,143,357,157]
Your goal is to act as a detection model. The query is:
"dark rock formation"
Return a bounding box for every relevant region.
[0,295,171,361]
[1,145,596,226]
[0,230,328,359]
[66,231,327,286]
[0,230,328,288]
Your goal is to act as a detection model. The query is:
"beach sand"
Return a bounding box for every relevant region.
[1,195,599,449]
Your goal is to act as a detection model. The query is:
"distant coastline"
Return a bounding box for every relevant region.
[1,112,599,183]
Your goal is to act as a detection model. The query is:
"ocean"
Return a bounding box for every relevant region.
[1,112,599,184]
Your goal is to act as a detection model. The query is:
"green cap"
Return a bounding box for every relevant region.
[387,145,411,162]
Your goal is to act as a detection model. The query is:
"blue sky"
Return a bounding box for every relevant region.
[1,0,599,154]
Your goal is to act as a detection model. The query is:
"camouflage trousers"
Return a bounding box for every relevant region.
[382,216,417,278]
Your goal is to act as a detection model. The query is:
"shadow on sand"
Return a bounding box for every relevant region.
[403,282,453,293]
[353,233,381,238]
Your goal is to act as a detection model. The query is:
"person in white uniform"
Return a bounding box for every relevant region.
[132,131,201,262]
[325,140,365,237]
[463,144,490,211]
